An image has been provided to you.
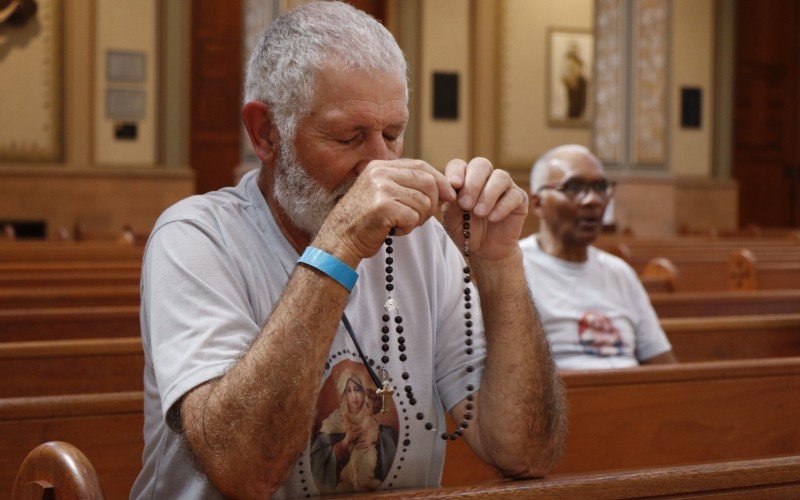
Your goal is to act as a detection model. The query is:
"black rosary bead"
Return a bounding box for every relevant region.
[405,385,413,393]
[466,394,474,402]
[463,266,470,274]
[409,397,416,405]
[382,326,390,334]
[440,433,449,440]
[399,354,407,362]
[416,413,424,420]
[396,325,404,334]
[382,335,390,343]
[403,439,411,446]
[466,365,474,373]
[386,246,393,254]
[386,284,394,291]
[466,384,474,392]
[460,420,470,429]
[385,266,393,274]
[465,339,473,346]
[402,372,409,380]
[466,329,473,336]
[385,238,393,245]
[466,321,473,328]
[385,256,393,265]
[382,355,390,364]
[398,336,405,344]
[464,312,471,319]
[386,275,394,283]
[398,344,406,352]
[465,302,472,309]
[463,276,471,283]
[382,314,390,322]
[425,423,433,430]
[465,348,473,355]
[454,429,463,437]
[394,316,403,324]
[464,287,471,295]
[463,212,470,221]
[382,344,390,352]
[465,402,473,411]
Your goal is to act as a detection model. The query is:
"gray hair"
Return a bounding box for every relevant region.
[530,144,598,193]
[244,1,408,144]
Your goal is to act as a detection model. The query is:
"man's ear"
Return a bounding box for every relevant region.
[242,101,281,167]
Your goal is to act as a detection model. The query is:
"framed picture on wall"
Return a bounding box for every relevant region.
[547,27,593,128]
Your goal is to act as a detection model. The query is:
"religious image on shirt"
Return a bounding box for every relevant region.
[309,359,399,494]
[578,311,624,357]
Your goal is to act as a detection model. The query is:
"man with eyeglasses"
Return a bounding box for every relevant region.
[520,145,677,370]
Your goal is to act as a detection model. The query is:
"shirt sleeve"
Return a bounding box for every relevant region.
[432,227,486,411]
[621,264,673,361]
[142,219,261,420]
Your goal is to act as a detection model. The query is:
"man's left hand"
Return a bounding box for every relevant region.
[442,157,528,262]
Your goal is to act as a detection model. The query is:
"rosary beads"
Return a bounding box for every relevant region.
[378,211,475,441]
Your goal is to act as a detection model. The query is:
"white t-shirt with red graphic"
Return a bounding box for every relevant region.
[131,170,485,499]
[519,235,671,370]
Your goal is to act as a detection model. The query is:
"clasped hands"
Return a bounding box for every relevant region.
[315,157,528,267]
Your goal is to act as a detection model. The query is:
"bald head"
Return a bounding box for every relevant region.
[530,145,604,194]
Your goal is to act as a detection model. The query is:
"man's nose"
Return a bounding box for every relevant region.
[364,132,394,161]
[579,187,604,206]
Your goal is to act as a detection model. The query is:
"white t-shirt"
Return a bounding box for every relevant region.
[519,235,671,370]
[131,170,485,499]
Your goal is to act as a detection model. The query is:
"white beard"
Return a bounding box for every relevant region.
[272,143,355,236]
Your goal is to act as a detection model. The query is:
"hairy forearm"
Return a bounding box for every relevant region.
[471,249,566,477]
[181,265,349,498]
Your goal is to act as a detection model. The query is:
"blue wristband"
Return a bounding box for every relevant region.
[297,247,359,292]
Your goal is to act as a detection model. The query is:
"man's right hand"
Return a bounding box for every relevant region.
[312,159,457,268]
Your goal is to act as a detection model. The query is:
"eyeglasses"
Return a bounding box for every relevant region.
[536,179,616,201]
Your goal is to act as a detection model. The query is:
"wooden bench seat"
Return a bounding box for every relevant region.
[0,286,140,309]
[0,262,141,276]
[384,455,800,498]
[0,242,143,263]
[442,357,800,485]
[651,289,800,317]
[0,392,143,500]
[0,270,140,288]
[0,338,143,397]
[0,306,140,342]
[663,313,800,361]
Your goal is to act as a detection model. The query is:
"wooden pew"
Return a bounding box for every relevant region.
[12,441,104,500]
[0,392,143,500]
[383,455,800,498]
[6,359,800,496]
[0,262,141,277]
[0,306,140,342]
[0,338,143,397]
[651,289,800,317]
[0,270,140,288]
[0,242,143,263]
[662,313,800,361]
[0,286,140,309]
[442,358,800,485]
[731,248,800,291]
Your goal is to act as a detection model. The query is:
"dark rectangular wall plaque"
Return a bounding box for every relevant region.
[680,87,702,128]
[433,72,459,120]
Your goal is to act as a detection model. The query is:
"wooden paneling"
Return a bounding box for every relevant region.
[190,0,243,194]
[734,0,800,228]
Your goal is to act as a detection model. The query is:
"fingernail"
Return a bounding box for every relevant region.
[460,195,473,209]
[474,202,486,216]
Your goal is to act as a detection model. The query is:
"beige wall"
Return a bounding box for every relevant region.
[669,0,715,177]
[499,0,594,169]
[418,0,472,168]
[94,0,158,166]
[0,0,193,237]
